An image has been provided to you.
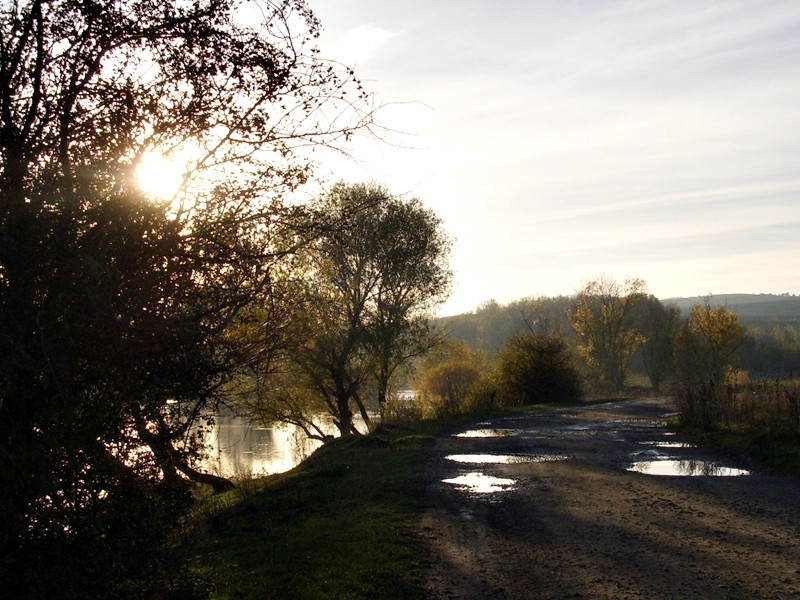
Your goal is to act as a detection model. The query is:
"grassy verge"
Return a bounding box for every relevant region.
[191,418,468,600]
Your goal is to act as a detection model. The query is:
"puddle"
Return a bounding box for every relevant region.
[564,423,595,432]
[644,441,696,448]
[442,472,516,493]
[628,460,750,476]
[455,429,516,438]
[446,453,568,464]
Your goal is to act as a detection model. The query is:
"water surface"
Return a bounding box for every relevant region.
[446,453,569,464]
[442,472,516,493]
[628,459,750,476]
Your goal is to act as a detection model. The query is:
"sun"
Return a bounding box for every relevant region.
[136,151,186,199]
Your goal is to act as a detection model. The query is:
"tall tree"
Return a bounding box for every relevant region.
[364,194,452,408]
[675,300,748,387]
[0,1,372,596]
[249,182,451,437]
[636,295,681,393]
[570,276,648,390]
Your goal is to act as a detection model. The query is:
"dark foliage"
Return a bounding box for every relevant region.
[495,334,583,406]
[0,0,371,595]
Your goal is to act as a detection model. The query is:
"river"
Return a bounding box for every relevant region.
[202,392,414,478]
[201,413,327,478]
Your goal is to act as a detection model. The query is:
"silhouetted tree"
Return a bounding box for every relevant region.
[0,1,373,596]
[246,182,451,437]
[495,334,583,405]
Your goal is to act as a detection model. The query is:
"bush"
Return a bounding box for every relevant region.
[676,379,724,428]
[495,334,583,406]
[420,360,481,417]
[381,392,427,424]
[417,361,483,417]
[463,376,500,413]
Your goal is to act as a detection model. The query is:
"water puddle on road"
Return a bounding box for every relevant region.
[628,459,750,476]
[454,429,515,438]
[644,441,696,449]
[442,472,516,493]
[446,453,569,464]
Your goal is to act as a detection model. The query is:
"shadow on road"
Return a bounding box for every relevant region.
[420,398,800,600]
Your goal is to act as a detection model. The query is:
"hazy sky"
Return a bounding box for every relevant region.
[308,0,800,315]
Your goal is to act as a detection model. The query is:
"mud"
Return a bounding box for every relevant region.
[419,398,800,600]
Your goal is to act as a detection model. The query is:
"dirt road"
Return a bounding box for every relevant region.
[419,398,800,600]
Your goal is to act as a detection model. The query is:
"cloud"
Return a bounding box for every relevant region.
[314,0,800,312]
[335,24,395,66]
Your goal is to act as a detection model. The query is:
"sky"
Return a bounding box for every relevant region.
[306,0,800,316]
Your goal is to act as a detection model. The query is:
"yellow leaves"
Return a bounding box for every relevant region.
[686,303,746,348]
[569,275,649,388]
[676,301,748,385]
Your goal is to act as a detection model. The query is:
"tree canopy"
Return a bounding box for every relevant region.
[0,1,374,596]
[570,276,647,391]
[675,301,748,387]
[240,181,452,437]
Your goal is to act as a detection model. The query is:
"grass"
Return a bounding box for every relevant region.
[191,418,469,600]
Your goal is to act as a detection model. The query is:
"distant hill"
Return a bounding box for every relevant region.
[663,294,800,323]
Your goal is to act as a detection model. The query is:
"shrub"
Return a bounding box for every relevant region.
[495,334,583,406]
[418,361,482,417]
[381,392,427,424]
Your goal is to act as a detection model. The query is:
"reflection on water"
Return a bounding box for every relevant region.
[446,453,569,464]
[644,441,696,449]
[201,414,325,478]
[201,411,373,478]
[455,429,515,438]
[628,459,750,476]
[442,472,516,493]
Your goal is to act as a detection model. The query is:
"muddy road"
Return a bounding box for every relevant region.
[419,398,800,600]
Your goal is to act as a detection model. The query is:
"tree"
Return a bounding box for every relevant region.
[570,276,647,391]
[741,324,800,379]
[363,193,452,408]
[675,300,748,387]
[517,295,575,338]
[673,301,749,428]
[247,182,451,437]
[415,338,490,415]
[636,296,680,393]
[0,1,373,595]
[495,334,583,406]
[419,362,482,416]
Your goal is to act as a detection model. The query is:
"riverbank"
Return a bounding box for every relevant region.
[192,418,462,599]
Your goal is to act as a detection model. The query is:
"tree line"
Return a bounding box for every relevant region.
[440,280,798,389]
[416,275,798,419]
